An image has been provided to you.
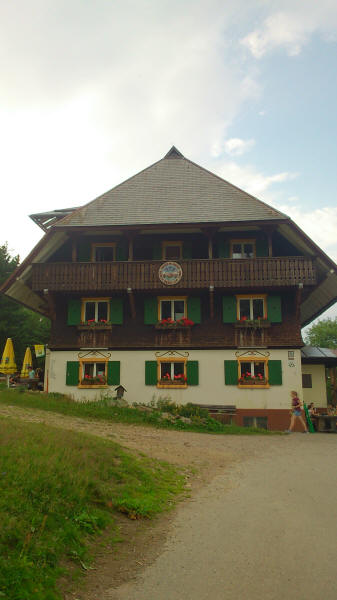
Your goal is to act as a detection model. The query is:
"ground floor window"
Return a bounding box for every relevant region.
[239,360,267,386]
[243,416,268,429]
[79,359,108,387]
[302,374,312,388]
[157,359,187,388]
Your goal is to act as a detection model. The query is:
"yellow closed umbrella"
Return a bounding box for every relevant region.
[21,347,33,378]
[0,338,17,387]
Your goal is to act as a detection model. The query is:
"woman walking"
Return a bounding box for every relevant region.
[286,391,309,433]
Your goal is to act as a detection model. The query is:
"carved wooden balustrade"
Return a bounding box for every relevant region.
[32,257,316,292]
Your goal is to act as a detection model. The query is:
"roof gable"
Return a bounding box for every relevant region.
[56,148,287,228]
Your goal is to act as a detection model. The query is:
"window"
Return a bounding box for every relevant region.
[231,240,255,259]
[79,359,108,388]
[238,359,269,387]
[157,358,187,388]
[237,295,266,321]
[91,243,116,262]
[81,298,110,323]
[162,241,183,260]
[243,416,268,429]
[302,374,312,388]
[159,297,186,321]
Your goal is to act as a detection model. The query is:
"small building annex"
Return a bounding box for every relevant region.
[2,146,337,430]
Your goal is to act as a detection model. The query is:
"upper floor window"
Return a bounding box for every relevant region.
[162,241,183,260]
[231,240,255,259]
[159,297,186,321]
[91,243,116,262]
[82,298,110,323]
[237,295,266,321]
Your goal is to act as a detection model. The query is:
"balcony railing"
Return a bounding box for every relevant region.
[31,257,316,292]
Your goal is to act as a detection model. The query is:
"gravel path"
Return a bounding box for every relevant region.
[1,404,336,600]
[109,434,337,600]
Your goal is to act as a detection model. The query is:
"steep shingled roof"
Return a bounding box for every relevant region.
[56,147,288,228]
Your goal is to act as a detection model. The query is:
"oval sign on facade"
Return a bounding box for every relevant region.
[158,261,183,285]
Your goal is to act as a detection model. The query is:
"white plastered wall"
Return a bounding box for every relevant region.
[301,364,327,408]
[46,348,302,409]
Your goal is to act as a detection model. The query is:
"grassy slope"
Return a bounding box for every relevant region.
[0,417,185,600]
[0,387,273,434]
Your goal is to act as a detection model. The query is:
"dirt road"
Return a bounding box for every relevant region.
[1,405,336,600]
[109,434,337,600]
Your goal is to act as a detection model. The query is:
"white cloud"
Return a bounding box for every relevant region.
[276,204,337,262]
[214,161,297,197]
[241,1,337,58]
[212,138,255,157]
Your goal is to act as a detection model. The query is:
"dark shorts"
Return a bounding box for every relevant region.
[293,410,302,417]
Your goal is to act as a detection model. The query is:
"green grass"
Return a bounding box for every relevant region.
[0,417,185,600]
[0,386,274,434]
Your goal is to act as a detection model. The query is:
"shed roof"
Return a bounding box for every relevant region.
[301,346,337,366]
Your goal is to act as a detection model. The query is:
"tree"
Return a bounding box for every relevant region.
[0,243,50,366]
[304,317,337,349]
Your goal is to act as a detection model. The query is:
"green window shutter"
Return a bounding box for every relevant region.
[267,295,282,322]
[187,361,199,385]
[152,242,162,260]
[110,298,123,324]
[116,239,128,261]
[144,297,158,324]
[77,241,91,262]
[66,361,79,386]
[187,297,201,324]
[107,361,120,385]
[224,360,238,385]
[256,238,269,257]
[268,360,282,385]
[183,241,193,259]
[222,296,237,323]
[145,361,157,385]
[218,238,230,258]
[67,299,81,325]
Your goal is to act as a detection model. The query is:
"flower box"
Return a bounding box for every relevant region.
[238,378,268,386]
[81,376,107,386]
[155,318,194,330]
[77,322,112,331]
[235,319,270,329]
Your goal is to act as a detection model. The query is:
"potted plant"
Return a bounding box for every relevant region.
[155,317,194,329]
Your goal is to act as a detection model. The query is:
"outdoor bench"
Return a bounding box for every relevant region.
[192,404,237,424]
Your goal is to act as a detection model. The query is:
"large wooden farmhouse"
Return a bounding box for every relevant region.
[3,147,337,429]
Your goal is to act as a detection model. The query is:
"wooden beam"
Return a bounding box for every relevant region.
[127,288,136,318]
[209,286,214,319]
[43,290,56,320]
[295,285,303,321]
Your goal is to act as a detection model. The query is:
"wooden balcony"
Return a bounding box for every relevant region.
[31,257,316,292]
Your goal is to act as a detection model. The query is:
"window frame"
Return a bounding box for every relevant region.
[236,294,267,321]
[78,358,109,389]
[81,297,111,323]
[237,358,270,388]
[158,296,187,321]
[157,357,187,389]
[91,242,116,262]
[162,241,183,260]
[302,374,313,388]
[230,239,256,259]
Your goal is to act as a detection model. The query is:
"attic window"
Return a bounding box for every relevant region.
[231,240,255,259]
[162,241,183,260]
[91,243,116,262]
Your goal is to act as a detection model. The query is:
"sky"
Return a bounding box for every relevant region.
[1,0,336,327]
